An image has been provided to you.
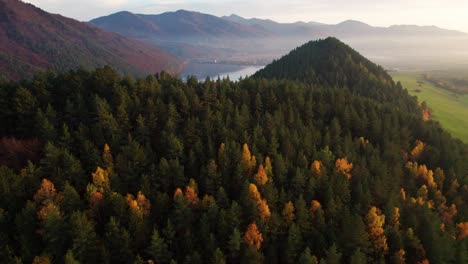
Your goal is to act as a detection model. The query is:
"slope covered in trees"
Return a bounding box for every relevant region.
[0,39,467,263]
[0,0,181,80]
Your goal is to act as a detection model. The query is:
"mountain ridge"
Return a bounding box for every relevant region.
[0,0,182,80]
[90,10,271,39]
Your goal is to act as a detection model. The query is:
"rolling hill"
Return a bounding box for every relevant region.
[0,0,182,80]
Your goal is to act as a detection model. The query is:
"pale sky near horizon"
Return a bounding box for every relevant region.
[24,0,468,32]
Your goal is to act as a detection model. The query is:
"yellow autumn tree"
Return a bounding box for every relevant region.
[244,223,263,250]
[310,160,322,177]
[241,143,256,176]
[416,164,437,189]
[37,202,60,221]
[34,179,57,205]
[365,206,388,257]
[126,191,151,218]
[335,158,353,179]
[249,183,261,201]
[92,166,110,192]
[392,207,401,227]
[282,201,295,224]
[102,143,113,170]
[410,140,425,161]
[400,188,407,201]
[248,183,271,221]
[174,188,183,199]
[254,165,268,186]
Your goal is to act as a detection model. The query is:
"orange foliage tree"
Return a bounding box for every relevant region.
[34,179,57,205]
[410,140,425,161]
[241,143,256,176]
[248,183,271,221]
[126,191,151,218]
[282,201,295,224]
[254,165,268,186]
[244,223,263,250]
[335,158,353,179]
[310,160,322,177]
[365,206,388,257]
[456,222,468,240]
[184,185,199,207]
[91,166,110,193]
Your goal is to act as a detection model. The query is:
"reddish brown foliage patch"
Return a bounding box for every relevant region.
[0,137,42,169]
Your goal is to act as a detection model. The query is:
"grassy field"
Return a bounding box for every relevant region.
[391,72,468,143]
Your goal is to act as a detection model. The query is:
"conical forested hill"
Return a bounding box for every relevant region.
[254,37,408,104]
[254,37,390,87]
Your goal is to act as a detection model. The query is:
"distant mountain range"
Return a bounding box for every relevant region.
[90,10,271,40]
[0,0,181,80]
[223,14,466,38]
[91,10,466,41]
[89,10,468,70]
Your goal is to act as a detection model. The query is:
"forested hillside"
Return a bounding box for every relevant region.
[0,0,181,80]
[0,39,467,264]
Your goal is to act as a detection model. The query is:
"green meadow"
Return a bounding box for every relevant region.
[391,72,468,143]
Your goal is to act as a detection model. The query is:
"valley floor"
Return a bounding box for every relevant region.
[392,72,468,143]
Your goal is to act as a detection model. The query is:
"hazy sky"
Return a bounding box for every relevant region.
[25,0,468,32]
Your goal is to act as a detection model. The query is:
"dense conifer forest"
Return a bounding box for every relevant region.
[0,38,467,263]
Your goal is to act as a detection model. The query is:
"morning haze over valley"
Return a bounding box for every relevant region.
[0,0,467,263]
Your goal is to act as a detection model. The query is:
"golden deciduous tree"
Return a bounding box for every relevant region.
[257,198,271,221]
[34,179,57,205]
[248,183,271,221]
[126,192,151,218]
[282,201,295,224]
[254,165,268,186]
[249,184,261,201]
[37,202,60,220]
[393,207,401,227]
[174,188,183,199]
[92,166,110,192]
[184,185,199,207]
[410,140,425,161]
[102,143,113,170]
[456,222,468,240]
[310,160,322,177]
[335,158,353,179]
[422,108,431,121]
[310,200,321,214]
[416,164,437,189]
[365,206,388,257]
[416,185,428,200]
[241,144,256,176]
[244,223,263,250]
[441,203,458,224]
[400,188,407,201]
